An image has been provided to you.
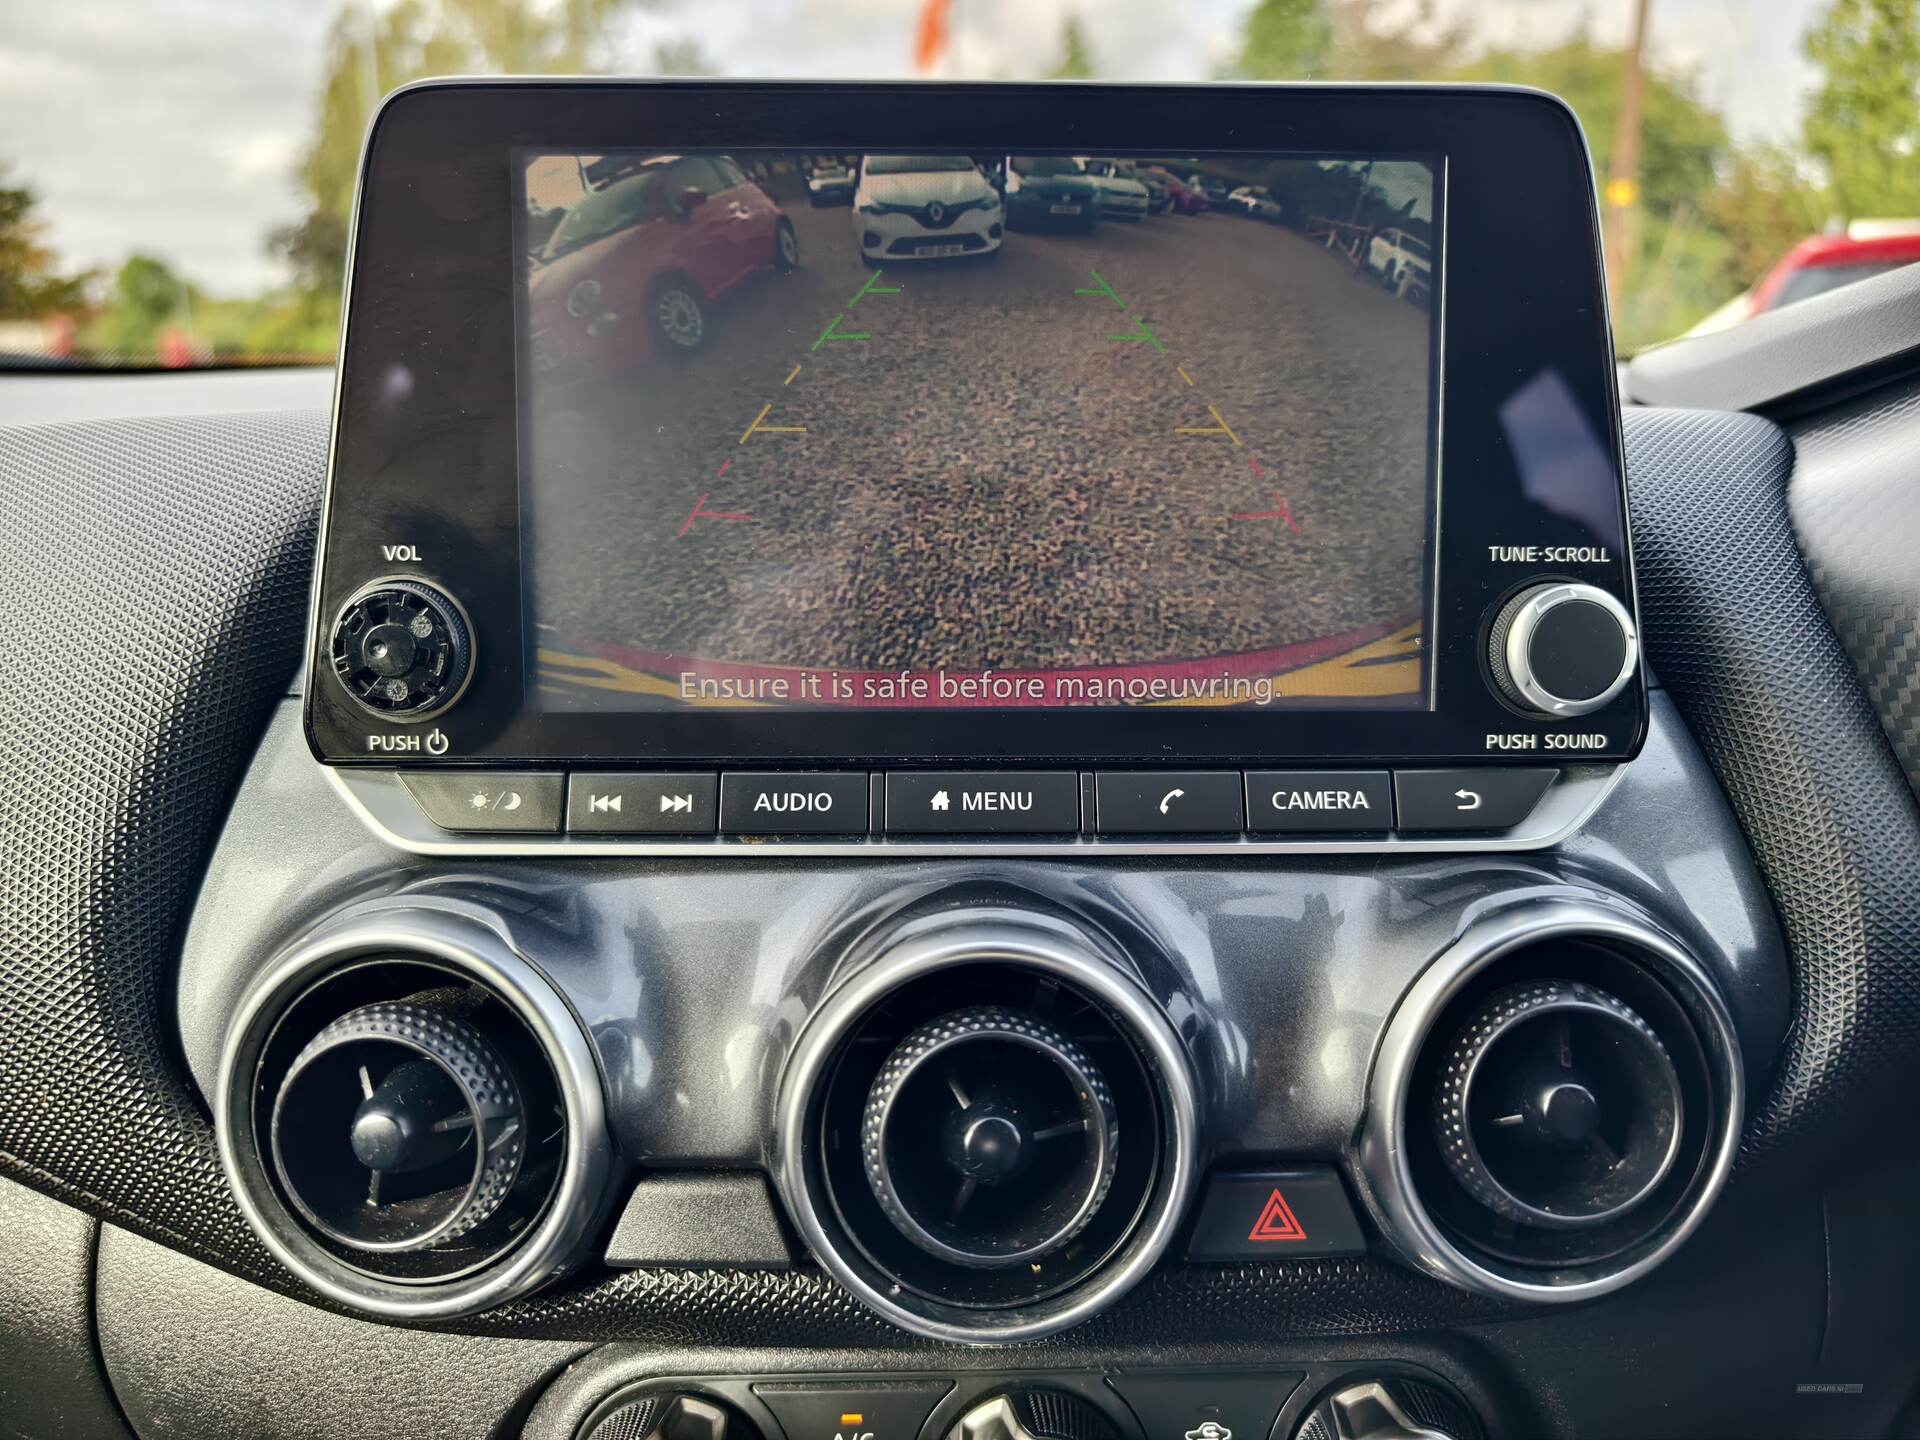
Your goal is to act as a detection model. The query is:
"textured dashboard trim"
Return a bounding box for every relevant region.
[1624,406,1920,1161]
[1787,376,1920,801]
[0,412,324,1287]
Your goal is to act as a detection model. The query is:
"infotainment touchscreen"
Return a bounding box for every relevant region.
[514,150,1439,715]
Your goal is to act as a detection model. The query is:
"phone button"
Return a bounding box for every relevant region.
[1094,771,1244,834]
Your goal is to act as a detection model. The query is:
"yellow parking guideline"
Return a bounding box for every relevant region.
[784,363,802,385]
[739,401,806,443]
[1175,402,1241,446]
[1176,364,1195,387]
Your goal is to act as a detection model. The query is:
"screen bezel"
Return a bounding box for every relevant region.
[309,80,1645,767]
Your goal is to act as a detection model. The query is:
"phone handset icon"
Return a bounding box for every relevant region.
[1158,787,1186,815]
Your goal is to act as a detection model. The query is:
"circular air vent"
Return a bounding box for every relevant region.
[777,913,1199,1343]
[216,904,610,1318]
[1361,901,1743,1301]
[862,1004,1119,1268]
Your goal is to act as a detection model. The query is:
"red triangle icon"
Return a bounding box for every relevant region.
[1247,1187,1309,1243]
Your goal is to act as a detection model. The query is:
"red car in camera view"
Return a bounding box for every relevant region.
[1138,166,1208,215]
[527,154,799,376]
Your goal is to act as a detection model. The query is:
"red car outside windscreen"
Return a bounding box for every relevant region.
[527,154,799,377]
[1750,227,1920,312]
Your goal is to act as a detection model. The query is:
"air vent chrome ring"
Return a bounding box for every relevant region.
[215,900,611,1319]
[776,913,1200,1343]
[1360,899,1743,1304]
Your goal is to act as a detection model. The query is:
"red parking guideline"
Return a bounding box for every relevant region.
[677,492,753,539]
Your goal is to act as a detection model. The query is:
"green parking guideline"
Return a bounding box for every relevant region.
[810,312,870,350]
[1073,270,1125,308]
[848,268,902,307]
[1107,314,1166,353]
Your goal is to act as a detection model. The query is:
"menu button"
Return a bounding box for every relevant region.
[886,771,1081,834]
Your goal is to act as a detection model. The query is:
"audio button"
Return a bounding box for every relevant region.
[720,772,870,834]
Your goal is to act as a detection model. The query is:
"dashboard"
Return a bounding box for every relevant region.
[3,79,1920,1440]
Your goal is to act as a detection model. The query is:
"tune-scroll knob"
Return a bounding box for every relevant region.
[329,578,474,720]
[1487,582,1637,718]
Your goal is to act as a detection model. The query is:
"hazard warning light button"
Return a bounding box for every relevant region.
[1185,1167,1367,1260]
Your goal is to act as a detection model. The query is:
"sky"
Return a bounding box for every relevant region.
[0,0,1824,295]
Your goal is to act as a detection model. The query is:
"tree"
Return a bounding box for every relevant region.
[1327,0,1468,79]
[1228,0,1333,78]
[93,255,191,357]
[0,169,92,319]
[1048,15,1096,80]
[1451,36,1728,223]
[284,0,654,299]
[1803,0,1920,219]
[1704,148,1823,290]
[651,37,715,76]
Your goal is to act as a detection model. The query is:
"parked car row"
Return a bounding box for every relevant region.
[526,150,1427,376]
[1365,226,1432,300]
[853,154,1188,264]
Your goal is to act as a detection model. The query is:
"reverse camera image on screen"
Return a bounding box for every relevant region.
[516,149,1438,712]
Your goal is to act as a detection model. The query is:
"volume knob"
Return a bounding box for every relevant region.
[1488,582,1636,718]
[329,578,474,721]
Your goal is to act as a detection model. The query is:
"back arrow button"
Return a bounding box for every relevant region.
[1393,769,1557,832]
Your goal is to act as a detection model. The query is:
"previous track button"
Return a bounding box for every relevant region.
[567,773,717,834]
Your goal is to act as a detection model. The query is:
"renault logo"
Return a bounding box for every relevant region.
[927,201,945,223]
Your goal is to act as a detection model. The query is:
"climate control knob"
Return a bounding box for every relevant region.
[1487,581,1636,718]
[329,578,473,720]
[950,1390,1121,1440]
[1291,1379,1479,1440]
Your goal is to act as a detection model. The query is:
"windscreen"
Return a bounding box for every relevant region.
[516,149,1439,712]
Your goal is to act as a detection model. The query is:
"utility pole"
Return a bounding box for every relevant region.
[1603,0,1652,337]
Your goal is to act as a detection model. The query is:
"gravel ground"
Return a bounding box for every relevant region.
[525,198,1431,678]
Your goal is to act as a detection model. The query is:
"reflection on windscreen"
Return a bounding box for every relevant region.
[1773,261,1916,309]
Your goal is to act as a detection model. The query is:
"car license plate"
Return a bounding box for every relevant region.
[919,243,967,257]
[1049,203,1081,215]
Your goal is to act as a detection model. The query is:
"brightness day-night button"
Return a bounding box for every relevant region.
[398,771,564,833]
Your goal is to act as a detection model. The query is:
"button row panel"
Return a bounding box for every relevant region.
[397,768,1560,838]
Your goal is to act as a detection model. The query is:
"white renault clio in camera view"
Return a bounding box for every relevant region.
[853,154,1004,264]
